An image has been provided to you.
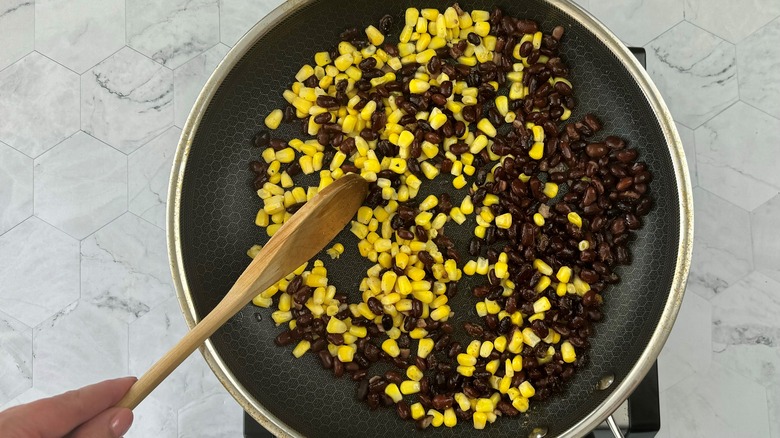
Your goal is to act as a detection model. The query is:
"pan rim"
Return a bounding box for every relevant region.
[166,0,694,436]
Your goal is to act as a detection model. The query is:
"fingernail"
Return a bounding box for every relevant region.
[110,409,133,437]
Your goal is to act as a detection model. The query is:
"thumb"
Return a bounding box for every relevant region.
[67,407,133,438]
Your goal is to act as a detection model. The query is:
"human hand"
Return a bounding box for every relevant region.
[0,377,137,438]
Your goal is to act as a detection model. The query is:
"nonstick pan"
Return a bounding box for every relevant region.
[167,1,693,436]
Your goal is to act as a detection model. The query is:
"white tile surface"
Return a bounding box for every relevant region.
[664,363,770,437]
[35,0,126,73]
[0,53,80,158]
[0,217,80,327]
[646,21,738,128]
[588,0,684,46]
[658,291,711,391]
[737,17,780,120]
[684,0,780,43]
[32,301,129,394]
[0,311,32,405]
[219,0,283,47]
[751,194,780,284]
[695,102,780,211]
[127,0,220,68]
[173,43,230,127]
[81,47,174,154]
[129,127,181,229]
[0,142,33,235]
[0,2,778,436]
[81,213,172,322]
[688,187,753,298]
[0,0,34,71]
[34,131,128,239]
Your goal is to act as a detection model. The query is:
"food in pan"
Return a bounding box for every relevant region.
[246,4,653,430]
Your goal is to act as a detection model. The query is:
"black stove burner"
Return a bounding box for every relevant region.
[243,47,659,438]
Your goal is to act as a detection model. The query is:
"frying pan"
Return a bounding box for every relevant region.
[167,0,693,436]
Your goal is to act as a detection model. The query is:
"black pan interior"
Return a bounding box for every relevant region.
[178,1,680,436]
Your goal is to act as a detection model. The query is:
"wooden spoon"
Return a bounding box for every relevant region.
[117,173,368,409]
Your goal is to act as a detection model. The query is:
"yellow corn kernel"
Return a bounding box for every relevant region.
[411,402,425,419]
[382,338,400,357]
[512,396,529,413]
[556,282,568,296]
[418,337,435,358]
[314,51,331,66]
[532,31,543,49]
[574,275,591,294]
[533,296,551,313]
[264,109,283,129]
[474,225,486,239]
[466,339,481,357]
[430,305,450,321]
[479,340,494,358]
[457,365,475,377]
[507,330,523,353]
[399,24,414,43]
[419,194,439,211]
[473,21,490,37]
[495,213,512,229]
[522,327,541,348]
[533,259,553,276]
[561,106,572,120]
[578,240,590,251]
[556,266,572,283]
[519,381,536,398]
[365,25,384,46]
[529,141,544,160]
[469,134,488,154]
[561,340,577,363]
[457,353,477,366]
[337,345,355,362]
[409,327,427,339]
[568,212,583,228]
[534,275,551,293]
[400,380,421,394]
[407,365,424,382]
[533,213,545,226]
[428,409,444,427]
[476,119,496,137]
[482,359,498,375]
[460,196,474,214]
[475,398,493,413]
[326,317,347,334]
[543,182,558,198]
[291,340,310,358]
[473,412,487,430]
[409,79,431,94]
[385,383,403,403]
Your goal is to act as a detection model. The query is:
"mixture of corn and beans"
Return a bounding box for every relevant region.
[247,4,654,430]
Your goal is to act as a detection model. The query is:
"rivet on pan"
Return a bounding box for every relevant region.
[528,426,548,438]
[596,374,615,390]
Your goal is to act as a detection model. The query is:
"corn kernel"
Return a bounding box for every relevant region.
[473,412,487,430]
[409,79,431,94]
[365,25,385,46]
[529,141,544,160]
[264,109,283,129]
[534,275,551,293]
[533,296,551,313]
[411,402,425,419]
[400,380,421,395]
[533,213,545,226]
[522,327,541,347]
[479,340,494,358]
[382,338,400,357]
[418,338,434,358]
[533,259,553,275]
[476,118,496,137]
[568,212,583,228]
[556,266,573,283]
[495,213,512,229]
[543,182,558,198]
[519,381,536,398]
[385,383,403,403]
[457,365,475,377]
[512,397,529,413]
[578,240,590,251]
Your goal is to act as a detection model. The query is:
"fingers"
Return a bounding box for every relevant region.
[17,377,137,438]
[66,407,133,438]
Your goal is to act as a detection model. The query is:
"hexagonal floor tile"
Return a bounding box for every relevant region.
[128,297,223,397]
[0,0,34,71]
[684,0,780,43]
[81,47,174,154]
[129,127,181,229]
[34,131,127,239]
[658,292,711,391]
[0,53,80,158]
[664,363,769,436]
[769,384,780,438]
[33,301,128,394]
[0,312,32,405]
[178,392,242,437]
[737,17,780,120]
[695,102,780,211]
[173,44,230,127]
[0,217,80,327]
[35,0,125,74]
[588,0,683,47]
[646,22,738,128]
[752,194,780,283]
[219,0,283,47]
[712,271,780,350]
[127,0,219,68]
[676,122,696,187]
[0,142,32,235]
[81,213,173,322]
[688,187,752,298]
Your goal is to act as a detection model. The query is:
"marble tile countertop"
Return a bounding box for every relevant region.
[1,0,779,437]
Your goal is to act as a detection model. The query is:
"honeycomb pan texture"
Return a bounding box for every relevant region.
[178,0,681,436]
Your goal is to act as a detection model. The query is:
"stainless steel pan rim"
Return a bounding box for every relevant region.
[166,0,694,436]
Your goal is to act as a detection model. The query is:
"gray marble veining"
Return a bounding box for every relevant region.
[0,143,33,235]
[0,0,34,71]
